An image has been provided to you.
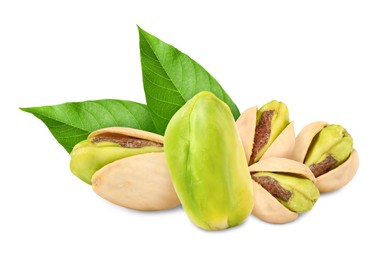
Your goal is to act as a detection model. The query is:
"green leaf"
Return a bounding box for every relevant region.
[21,99,156,153]
[138,26,240,135]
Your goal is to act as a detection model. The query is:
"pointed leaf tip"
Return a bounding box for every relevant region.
[138,27,240,135]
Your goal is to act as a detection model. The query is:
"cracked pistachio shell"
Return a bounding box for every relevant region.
[292,122,359,192]
[165,91,254,230]
[249,158,317,224]
[92,153,180,211]
[236,102,295,165]
[70,127,164,184]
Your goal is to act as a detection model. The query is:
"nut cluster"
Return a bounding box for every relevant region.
[69,91,359,230]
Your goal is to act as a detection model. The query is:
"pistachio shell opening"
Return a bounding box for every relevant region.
[292,122,358,192]
[305,124,353,177]
[89,127,164,144]
[70,127,164,184]
[236,104,295,165]
[252,172,319,213]
[249,158,318,224]
[250,101,289,164]
[92,153,180,211]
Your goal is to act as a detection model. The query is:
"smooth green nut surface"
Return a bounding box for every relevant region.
[252,171,320,213]
[304,124,353,177]
[70,139,163,184]
[165,91,254,230]
[250,100,289,164]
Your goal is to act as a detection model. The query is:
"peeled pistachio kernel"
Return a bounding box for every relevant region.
[292,122,359,192]
[165,91,254,230]
[70,127,164,184]
[236,101,295,165]
[92,153,180,211]
[249,158,319,224]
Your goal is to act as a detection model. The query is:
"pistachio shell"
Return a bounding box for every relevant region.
[316,149,359,192]
[89,127,164,144]
[92,153,180,211]
[236,106,257,163]
[249,157,316,182]
[236,107,295,164]
[291,121,327,162]
[262,122,295,160]
[252,180,298,224]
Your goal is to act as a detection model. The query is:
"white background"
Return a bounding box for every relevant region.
[1,0,389,259]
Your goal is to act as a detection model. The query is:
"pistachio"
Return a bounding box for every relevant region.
[70,127,179,210]
[292,122,359,192]
[70,127,164,184]
[92,153,180,211]
[165,91,254,230]
[305,125,353,177]
[249,158,319,224]
[252,172,319,213]
[236,101,295,165]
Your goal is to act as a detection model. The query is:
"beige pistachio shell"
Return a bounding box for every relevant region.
[262,122,295,160]
[92,152,180,211]
[249,157,316,182]
[89,127,164,144]
[252,180,298,224]
[249,158,315,224]
[236,107,295,164]
[291,121,327,162]
[236,106,257,162]
[316,149,359,192]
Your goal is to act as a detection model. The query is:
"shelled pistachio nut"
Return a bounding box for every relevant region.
[70,127,180,211]
[292,122,359,193]
[236,100,295,165]
[249,158,320,224]
[165,91,254,230]
[70,127,164,184]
